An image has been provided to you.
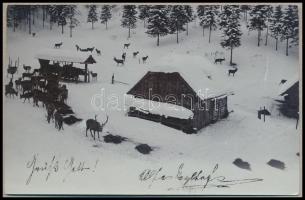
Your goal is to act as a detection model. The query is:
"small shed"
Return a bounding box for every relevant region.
[278,75,299,118]
[126,54,232,133]
[35,49,96,83]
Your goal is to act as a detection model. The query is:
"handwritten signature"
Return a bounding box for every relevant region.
[139,163,263,191]
[25,154,99,185]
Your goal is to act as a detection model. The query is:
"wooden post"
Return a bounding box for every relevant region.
[85,64,88,82]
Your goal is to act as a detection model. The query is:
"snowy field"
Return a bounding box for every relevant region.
[3,5,301,195]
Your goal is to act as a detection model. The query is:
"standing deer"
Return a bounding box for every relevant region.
[214,58,225,64]
[96,49,101,56]
[228,68,238,76]
[133,51,139,58]
[142,56,149,64]
[122,52,126,61]
[54,42,63,48]
[76,44,80,51]
[90,71,98,81]
[86,115,109,140]
[123,43,130,49]
[113,57,124,66]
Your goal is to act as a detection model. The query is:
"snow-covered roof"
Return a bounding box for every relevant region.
[35,49,93,63]
[148,53,232,99]
[278,74,299,96]
[125,95,194,119]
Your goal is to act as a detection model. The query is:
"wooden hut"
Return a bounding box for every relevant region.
[278,76,299,118]
[35,49,96,83]
[126,54,232,133]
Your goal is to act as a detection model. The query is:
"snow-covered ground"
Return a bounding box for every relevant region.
[3,5,301,195]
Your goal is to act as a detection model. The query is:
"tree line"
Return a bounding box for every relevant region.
[7,4,299,60]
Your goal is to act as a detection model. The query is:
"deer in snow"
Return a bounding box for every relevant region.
[123,43,130,49]
[142,56,149,64]
[113,57,124,66]
[214,58,225,64]
[86,115,109,140]
[54,42,63,48]
[228,68,238,76]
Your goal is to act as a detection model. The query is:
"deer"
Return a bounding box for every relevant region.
[214,58,225,64]
[122,52,126,61]
[20,92,33,103]
[90,71,98,81]
[79,48,88,52]
[54,42,63,48]
[113,57,124,66]
[96,49,101,56]
[123,43,130,49]
[75,44,80,51]
[23,64,31,72]
[279,79,287,85]
[46,103,56,123]
[5,86,18,98]
[142,56,149,64]
[54,110,64,131]
[87,47,95,53]
[32,33,36,37]
[228,68,238,76]
[133,51,139,58]
[86,115,109,140]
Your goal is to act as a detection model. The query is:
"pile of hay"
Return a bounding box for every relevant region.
[63,115,82,125]
[135,144,153,154]
[267,159,285,170]
[103,134,127,144]
[233,158,251,170]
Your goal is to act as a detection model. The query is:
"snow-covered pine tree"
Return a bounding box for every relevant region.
[67,5,80,37]
[219,5,242,65]
[100,5,112,30]
[184,5,194,36]
[47,5,58,30]
[7,5,18,32]
[281,5,299,56]
[146,5,169,46]
[168,5,188,43]
[270,5,283,51]
[87,5,98,29]
[249,5,267,47]
[121,5,137,38]
[138,5,150,28]
[197,5,206,37]
[200,5,219,43]
[240,5,251,22]
[264,6,273,46]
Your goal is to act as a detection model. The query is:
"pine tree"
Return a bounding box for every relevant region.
[168,5,188,44]
[138,5,150,28]
[121,5,137,38]
[100,5,112,30]
[200,5,219,43]
[67,5,80,37]
[146,5,169,46]
[240,5,251,22]
[249,5,267,47]
[219,5,242,65]
[87,5,98,29]
[281,5,299,56]
[184,5,194,36]
[197,5,206,37]
[47,5,58,30]
[264,6,273,46]
[270,5,283,51]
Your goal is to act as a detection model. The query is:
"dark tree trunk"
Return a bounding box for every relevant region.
[128,26,130,38]
[92,21,94,29]
[186,23,188,36]
[202,26,204,37]
[28,9,31,34]
[106,20,108,29]
[42,7,45,28]
[32,9,35,25]
[209,25,212,43]
[230,46,233,65]
[286,38,289,56]
[176,23,179,44]
[61,24,64,34]
[275,38,278,51]
[257,29,261,46]
[143,19,145,28]
[265,26,269,46]
[157,33,159,46]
